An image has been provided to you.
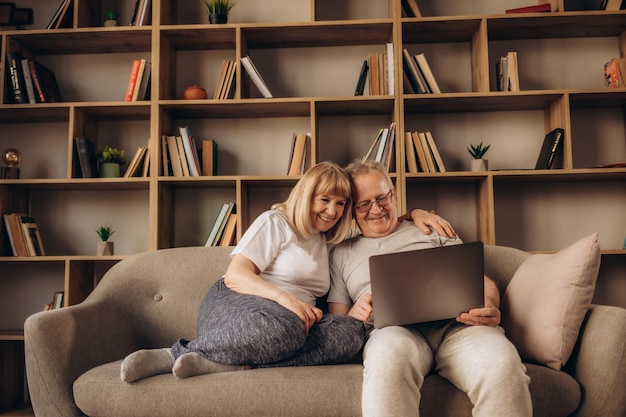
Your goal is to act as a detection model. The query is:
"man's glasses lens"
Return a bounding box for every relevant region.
[354,190,393,213]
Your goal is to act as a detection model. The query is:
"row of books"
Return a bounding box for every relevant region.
[204,202,237,247]
[365,43,396,96]
[46,0,73,29]
[124,140,152,178]
[43,291,64,311]
[3,213,45,257]
[130,0,152,26]
[404,131,446,173]
[161,127,218,177]
[402,49,441,94]
[363,122,397,172]
[124,59,152,101]
[214,60,237,100]
[5,52,62,104]
[496,51,520,92]
[74,137,151,178]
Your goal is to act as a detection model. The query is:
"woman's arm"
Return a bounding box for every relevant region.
[400,209,457,238]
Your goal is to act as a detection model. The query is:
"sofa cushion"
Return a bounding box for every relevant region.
[74,360,580,417]
[501,233,601,370]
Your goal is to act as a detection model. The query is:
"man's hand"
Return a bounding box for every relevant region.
[347,293,373,322]
[399,209,457,239]
[456,304,500,327]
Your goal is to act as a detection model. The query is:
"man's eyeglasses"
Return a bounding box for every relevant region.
[353,189,394,213]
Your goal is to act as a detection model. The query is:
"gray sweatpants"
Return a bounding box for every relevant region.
[171,278,365,368]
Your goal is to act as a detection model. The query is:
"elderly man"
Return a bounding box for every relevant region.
[328,159,531,417]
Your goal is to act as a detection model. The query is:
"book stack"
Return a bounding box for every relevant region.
[404,131,446,173]
[214,60,236,100]
[362,123,396,171]
[130,0,151,26]
[204,203,237,247]
[368,43,395,96]
[402,49,441,94]
[3,213,45,256]
[123,138,152,178]
[46,0,73,29]
[241,56,273,98]
[124,59,152,101]
[160,127,202,177]
[496,51,520,92]
[5,52,62,104]
[43,291,64,311]
[287,133,310,175]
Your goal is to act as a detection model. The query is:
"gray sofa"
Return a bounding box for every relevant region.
[25,245,626,417]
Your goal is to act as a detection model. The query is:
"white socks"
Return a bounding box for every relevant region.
[120,348,174,383]
[120,349,245,382]
[172,352,245,378]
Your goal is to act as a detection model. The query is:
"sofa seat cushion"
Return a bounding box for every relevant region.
[74,360,580,417]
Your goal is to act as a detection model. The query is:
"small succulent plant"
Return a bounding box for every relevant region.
[467,142,491,159]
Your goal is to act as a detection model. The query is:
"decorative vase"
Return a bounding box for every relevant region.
[470,159,488,172]
[97,241,114,256]
[183,85,208,100]
[103,20,118,27]
[208,13,228,24]
[99,162,120,177]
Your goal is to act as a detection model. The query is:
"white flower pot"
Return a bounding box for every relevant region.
[471,159,488,172]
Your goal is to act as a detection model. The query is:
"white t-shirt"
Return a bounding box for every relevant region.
[231,210,329,305]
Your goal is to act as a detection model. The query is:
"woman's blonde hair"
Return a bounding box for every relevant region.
[272,161,353,244]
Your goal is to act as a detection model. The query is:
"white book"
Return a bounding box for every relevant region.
[374,128,390,163]
[414,53,441,94]
[204,202,233,246]
[178,126,201,176]
[386,43,395,96]
[241,56,273,98]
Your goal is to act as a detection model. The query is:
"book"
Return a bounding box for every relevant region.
[287,133,308,175]
[411,131,430,173]
[241,56,273,98]
[354,59,369,96]
[496,55,509,92]
[175,136,190,176]
[166,135,184,176]
[134,61,148,102]
[417,132,437,172]
[405,132,418,173]
[374,127,390,163]
[603,0,623,10]
[20,59,36,103]
[201,139,218,176]
[129,0,142,25]
[53,291,64,309]
[46,0,69,29]
[362,128,384,161]
[507,51,520,92]
[179,126,201,176]
[369,53,380,95]
[142,139,151,177]
[204,202,234,246]
[74,137,98,178]
[381,123,396,171]
[20,215,45,256]
[5,52,28,104]
[28,60,62,103]
[401,0,422,17]
[214,60,230,99]
[218,209,237,246]
[411,54,430,93]
[133,60,152,101]
[3,213,29,256]
[48,0,73,29]
[425,131,446,172]
[125,59,142,101]
[386,43,395,96]
[413,53,441,94]
[505,3,552,13]
[535,128,565,169]
[222,60,237,99]
[135,0,152,26]
[402,48,424,94]
[161,135,172,176]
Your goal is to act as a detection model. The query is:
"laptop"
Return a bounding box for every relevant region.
[369,242,485,328]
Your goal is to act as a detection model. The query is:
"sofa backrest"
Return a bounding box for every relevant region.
[84,244,529,350]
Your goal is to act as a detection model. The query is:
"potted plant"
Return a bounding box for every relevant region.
[467,142,490,171]
[97,146,126,178]
[203,0,235,24]
[96,225,115,255]
[104,9,119,26]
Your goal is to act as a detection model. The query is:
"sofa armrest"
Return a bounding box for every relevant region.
[25,297,138,417]
[566,304,626,417]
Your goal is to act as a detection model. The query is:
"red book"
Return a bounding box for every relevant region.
[505,3,552,13]
[124,59,142,101]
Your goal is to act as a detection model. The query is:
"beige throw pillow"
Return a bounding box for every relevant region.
[501,233,601,370]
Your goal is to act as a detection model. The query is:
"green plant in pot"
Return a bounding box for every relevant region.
[204,0,235,24]
[97,146,126,178]
[104,9,119,26]
[467,142,490,171]
[96,225,115,255]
